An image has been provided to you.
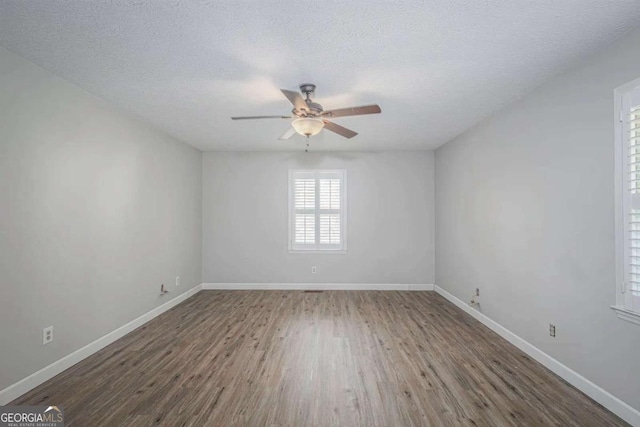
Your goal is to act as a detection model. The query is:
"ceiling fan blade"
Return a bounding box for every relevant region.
[231,115,291,120]
[281,89,308,111]
[322,104,381,118]
[322,120,358,139]
[278,127,297,140]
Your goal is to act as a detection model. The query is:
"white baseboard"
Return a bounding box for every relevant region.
[201,283,434,291]
[434,285,640,426]
[0,282,430,405]
[0,284,202,406]
[5,282,634,425]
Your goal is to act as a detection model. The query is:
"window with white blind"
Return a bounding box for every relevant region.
[614,80,640,324]
[288,170,347,252]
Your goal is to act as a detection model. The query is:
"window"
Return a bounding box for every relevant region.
[614,80,640,324]
[288,170,347,252]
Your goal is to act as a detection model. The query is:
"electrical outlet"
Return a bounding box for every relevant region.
[549,324,556,337]
[475,288,480,296]
[43,326,53,345]
[311,266,317,274]
[176,276,181,286]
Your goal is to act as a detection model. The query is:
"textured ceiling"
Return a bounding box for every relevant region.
[1,1,640,151]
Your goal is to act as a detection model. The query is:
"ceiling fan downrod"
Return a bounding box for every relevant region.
[299,83,316,101]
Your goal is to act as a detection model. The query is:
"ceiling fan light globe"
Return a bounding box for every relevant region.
[292,118,324,137]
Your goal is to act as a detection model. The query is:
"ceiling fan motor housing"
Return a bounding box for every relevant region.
[305,101,323,115]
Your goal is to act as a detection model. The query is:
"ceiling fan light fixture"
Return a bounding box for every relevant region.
[291,118,324,137]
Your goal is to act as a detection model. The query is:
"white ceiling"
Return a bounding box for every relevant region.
[1,1,639,151]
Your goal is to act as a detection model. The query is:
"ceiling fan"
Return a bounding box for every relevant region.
[231,83,381,140]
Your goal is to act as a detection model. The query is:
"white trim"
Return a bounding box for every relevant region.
[3,283,635,425]
[614,83,625,309]
[0,284,202,405]
[611,305,640,325]
[202,283,434,291]
[614,80,640,314]
[408,284,435,291]
[434,285,640,426]
[288,250,348,255]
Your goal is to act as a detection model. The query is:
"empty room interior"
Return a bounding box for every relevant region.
[2,1,640,426]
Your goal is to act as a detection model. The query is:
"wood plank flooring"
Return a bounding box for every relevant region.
[12,291,627,426]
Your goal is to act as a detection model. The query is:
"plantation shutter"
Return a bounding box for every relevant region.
[294,175,316,245]
[319,177,341,245]
[290,170,346,251]
[623,87,640,312]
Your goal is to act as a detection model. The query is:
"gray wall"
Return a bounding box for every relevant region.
[435,27,640,411]
[203,151,434,284]
[0,47,202,391]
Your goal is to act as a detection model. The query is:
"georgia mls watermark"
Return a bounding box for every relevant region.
[0,406,64,427]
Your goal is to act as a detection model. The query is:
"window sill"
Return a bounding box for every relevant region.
[288,250,347,255]
[610,305,640,325]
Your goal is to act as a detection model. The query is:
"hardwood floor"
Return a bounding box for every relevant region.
[12,291,626,426]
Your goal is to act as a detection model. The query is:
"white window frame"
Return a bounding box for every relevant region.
[613,77,640,325]
[288,169,347,254]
